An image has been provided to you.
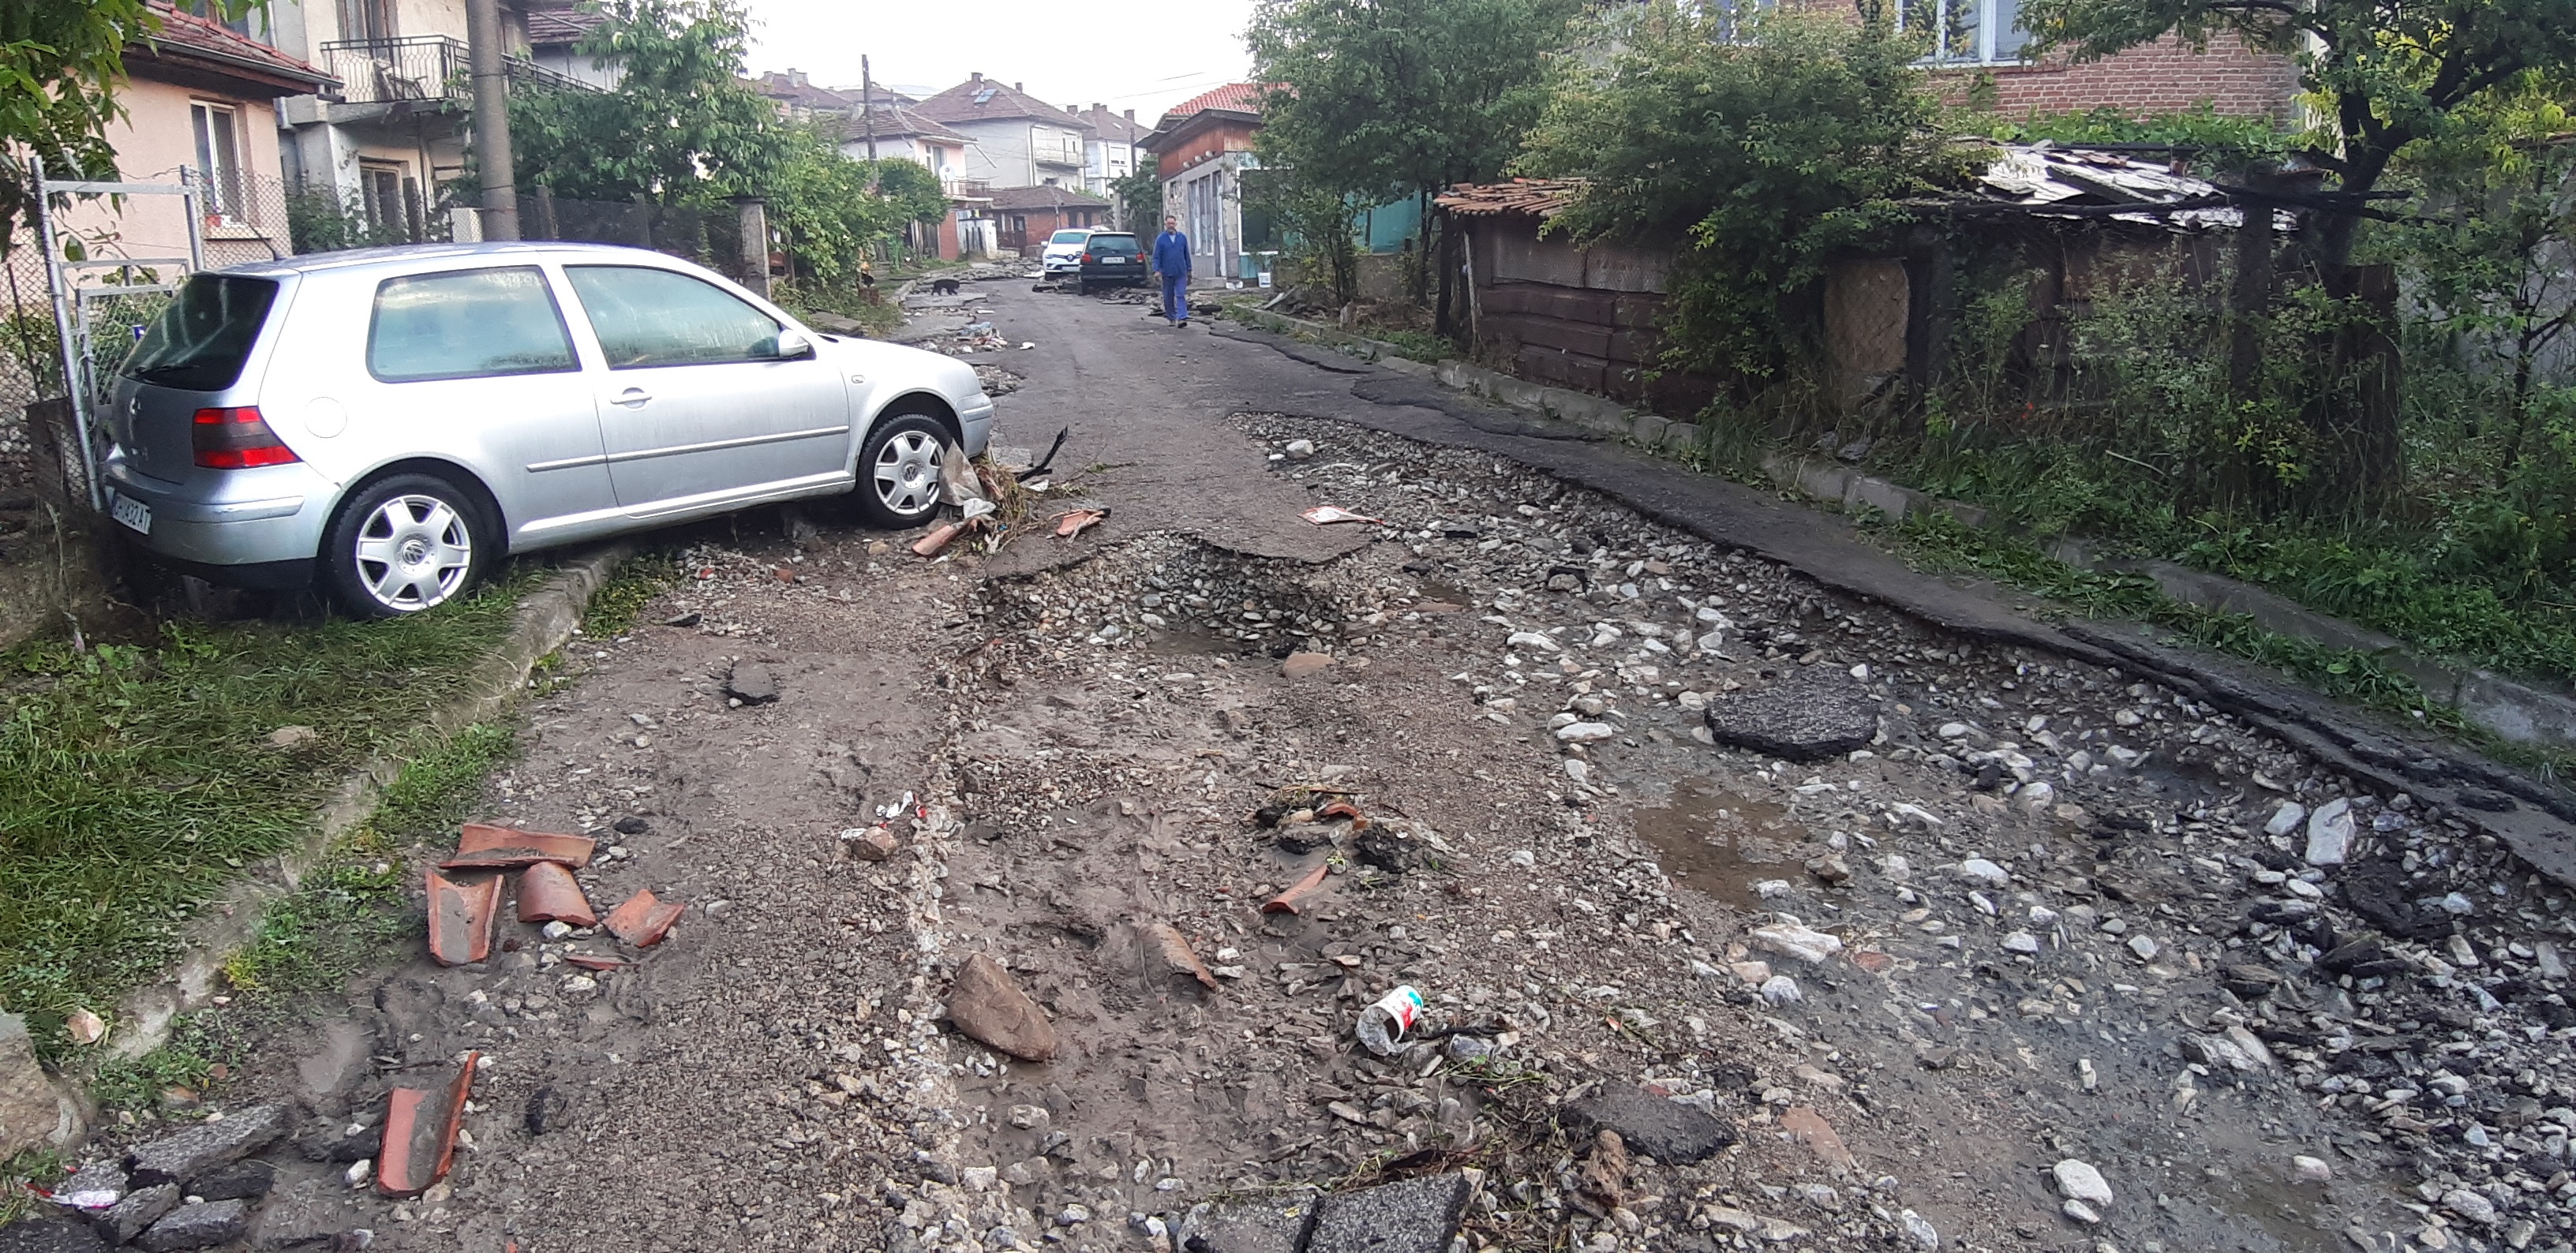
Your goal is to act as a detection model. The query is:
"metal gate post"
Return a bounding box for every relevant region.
[180,164,204,274]
[32,157,105,511]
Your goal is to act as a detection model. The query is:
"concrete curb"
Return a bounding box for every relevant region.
[1747,451,2576,754]
[105,541,635,1064]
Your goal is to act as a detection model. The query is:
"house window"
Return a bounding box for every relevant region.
[1900,0,2028,65]
[191,103,246,223]
[339,0,396,43]
[360,163,407,234]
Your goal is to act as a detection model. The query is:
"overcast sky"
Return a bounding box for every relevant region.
[740,0,1260,122]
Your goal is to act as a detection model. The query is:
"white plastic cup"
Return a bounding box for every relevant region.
[1355,986,1425,1056]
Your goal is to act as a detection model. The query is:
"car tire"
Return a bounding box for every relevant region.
[855,410,953,529]
[321,471,493,619]
[1076,279,1091,296]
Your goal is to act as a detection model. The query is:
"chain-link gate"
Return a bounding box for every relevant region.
[32,157,204,514]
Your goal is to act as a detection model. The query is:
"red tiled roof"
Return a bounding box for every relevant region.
[915,77,1089,130]
[1166,83,1272,118]
[137,1,333,93]
[1434,178,1586,219]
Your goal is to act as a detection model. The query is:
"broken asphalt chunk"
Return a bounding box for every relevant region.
[123,1102,286,1188]
[1175,1191,1319,1253]
[1261,863,1332,915]
[2,1217,108,1252]
[1306,1173,1473,1253]
[515,861,597,927]
[1701,667,1880,761]
[724,661,781,704]
[135,1198,249,1251]
[1565,1082,1738,1165]
[945,952,1058,1062]
[425,871,501,966]
[375,1053,475,1198]
[441,822,595,870]
[88,1184,178,1246]
[605,889,685,948]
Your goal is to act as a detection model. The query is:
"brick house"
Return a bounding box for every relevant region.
[1784,0,2301,123]
[1137,84,1272,285]
[989,185,1113,256]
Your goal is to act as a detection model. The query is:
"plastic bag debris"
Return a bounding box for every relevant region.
[1301,505,1385,526]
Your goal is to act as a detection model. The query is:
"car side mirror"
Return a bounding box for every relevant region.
[772,329,816,361]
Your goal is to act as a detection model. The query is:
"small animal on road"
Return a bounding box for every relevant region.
[928,278,961,296]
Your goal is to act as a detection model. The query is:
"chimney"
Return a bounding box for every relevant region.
[1014,82,1024,93]
[788,69,807,86]
[1125,109,1135,124]
[970,71,983,82]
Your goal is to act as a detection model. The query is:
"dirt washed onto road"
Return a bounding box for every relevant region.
[40,415,2576,1253]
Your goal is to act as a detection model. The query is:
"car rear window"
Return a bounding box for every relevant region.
[1088,235,1139,253]
[1050,230,1091,245]
[368,267,578,383]
[119,274,279,391]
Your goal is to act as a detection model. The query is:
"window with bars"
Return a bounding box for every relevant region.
[1899,0,2031,65]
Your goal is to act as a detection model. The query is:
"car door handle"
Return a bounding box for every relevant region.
[612,388,652,408]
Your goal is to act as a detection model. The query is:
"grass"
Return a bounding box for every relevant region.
[1876,510,2481,731]
[87,720,517,1123]
[0,573,540,1063]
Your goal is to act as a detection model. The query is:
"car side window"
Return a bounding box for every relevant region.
[564,265,783,369]
[366,266,577,383]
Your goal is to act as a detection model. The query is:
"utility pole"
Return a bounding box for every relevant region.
[465,0,520,240]
[862,55,878,163]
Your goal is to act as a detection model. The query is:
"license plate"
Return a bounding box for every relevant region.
[110,491,152,535]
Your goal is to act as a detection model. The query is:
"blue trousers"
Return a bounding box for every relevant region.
[1162,272,1189,323]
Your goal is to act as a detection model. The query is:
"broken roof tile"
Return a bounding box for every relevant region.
[426,871,501,966]
[605,889,686,948]
[1261,863,1332,915]
[515,861,598,928]
[444,822,596,870]
[376,1054,476,1198]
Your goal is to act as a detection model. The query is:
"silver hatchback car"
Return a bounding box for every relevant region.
[101,241,994,616]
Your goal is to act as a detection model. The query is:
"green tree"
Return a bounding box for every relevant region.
[2020,0,2576,267]
[1249,0,1583,302]
[1,1,259,247]
[1518,2,1959,386]
[2393,78,2576,473]
[507,0,784,207]
[1110,166,1163,234]
[871,157,950,234]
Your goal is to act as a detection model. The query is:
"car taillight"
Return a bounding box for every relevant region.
[192,406,298,469]
[1082,252,1095,264]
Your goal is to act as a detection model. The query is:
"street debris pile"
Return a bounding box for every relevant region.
[904,412,2576,1253]
[23,817,722,1250]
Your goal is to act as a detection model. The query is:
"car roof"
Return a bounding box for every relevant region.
[211,240,698,280]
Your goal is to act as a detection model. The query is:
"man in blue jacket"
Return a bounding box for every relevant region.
[1151,215,1192,327]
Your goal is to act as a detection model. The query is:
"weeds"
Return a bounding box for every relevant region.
[0,1146,66,1227]
[575,552,678,638]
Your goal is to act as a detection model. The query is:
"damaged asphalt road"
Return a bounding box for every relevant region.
[37,281,2576,1253]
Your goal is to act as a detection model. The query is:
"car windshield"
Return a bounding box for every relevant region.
[1088,235,1138,253]
[119,274,279,391]
[1050,230,1091,245]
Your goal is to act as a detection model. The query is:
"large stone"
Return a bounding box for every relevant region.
[134,1201,249,1252]
[724,662,780,705]
[0,1217,109,1253]
[1702,668,1878,761]
[945,954,1058,1062]
[2052,1159,2114,1207]
[1306,1174,1472,1253]
[2304,799,2354,866]
[0,1014,83,1160]
[1174,1192,1318,1253]
[1564,1083,1737,1165]
[89,1184,178,1246]
[124,1105,286,1188]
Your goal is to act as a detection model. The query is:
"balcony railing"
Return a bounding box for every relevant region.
[942,177,993,199]
[320,35,593,107]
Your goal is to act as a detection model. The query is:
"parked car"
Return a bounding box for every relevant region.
[102,241,995,618]
[1076,232,1148,295]
[1039,227,1095,279]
